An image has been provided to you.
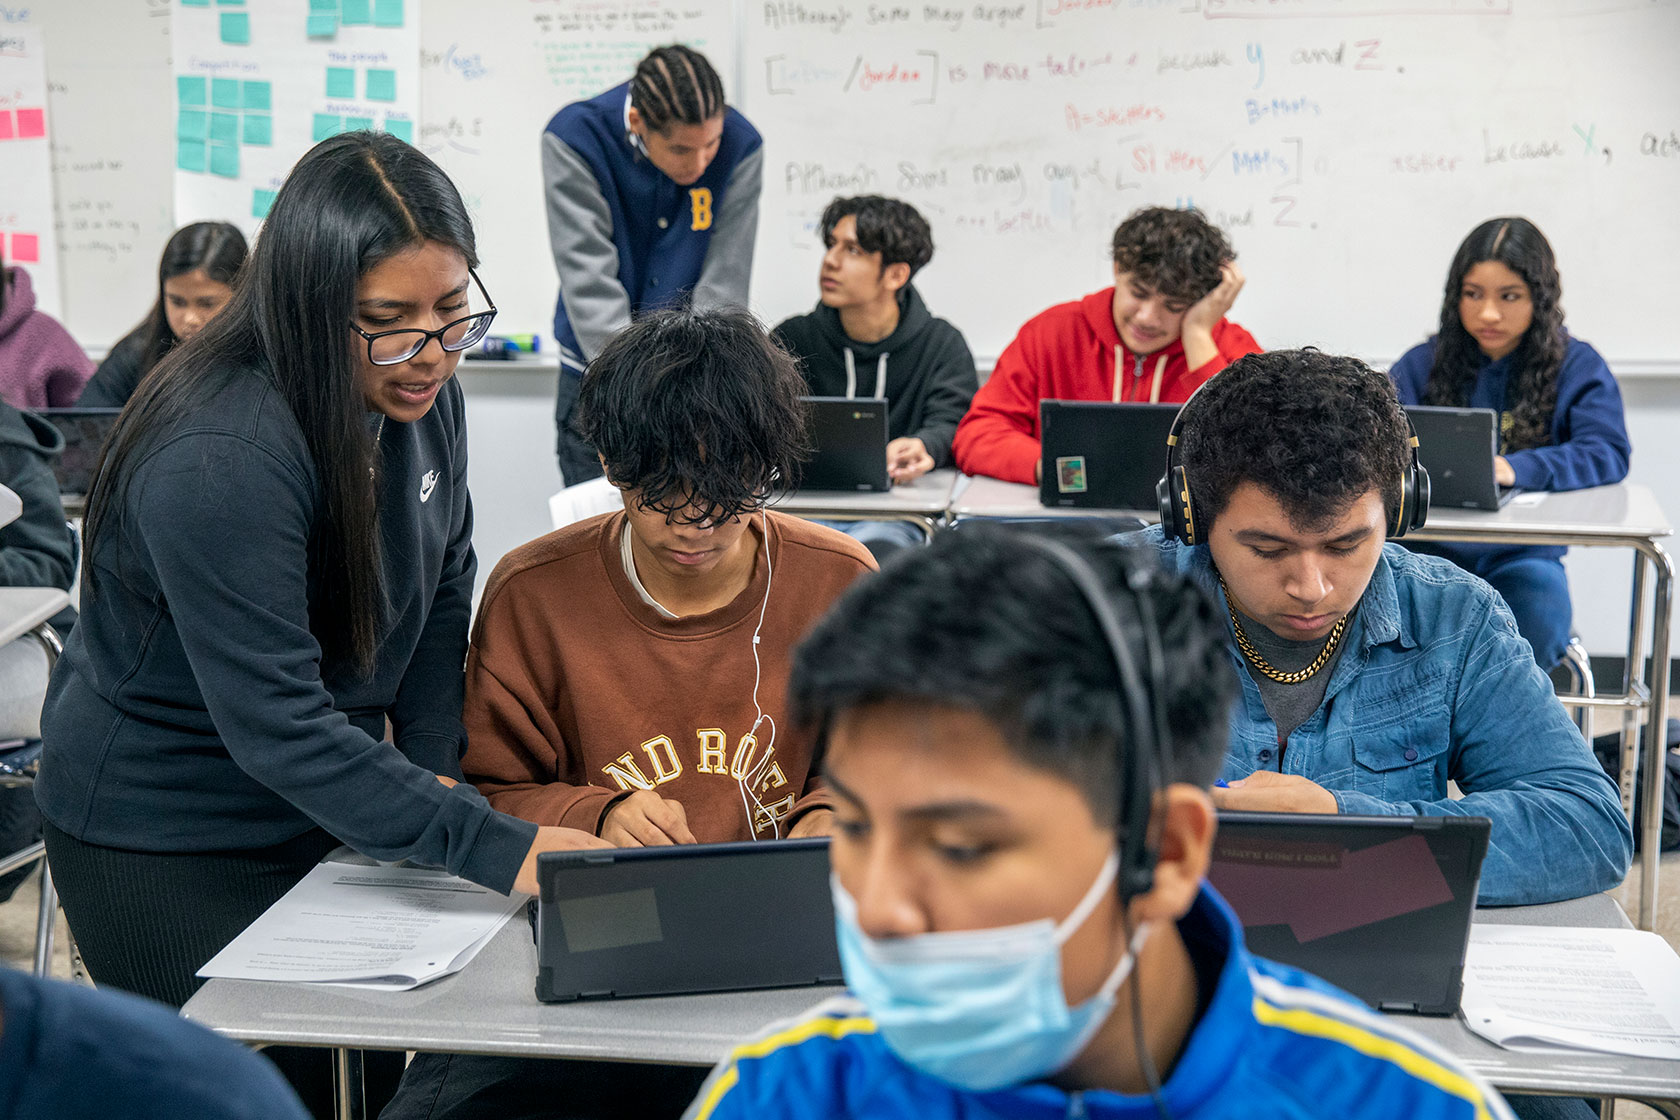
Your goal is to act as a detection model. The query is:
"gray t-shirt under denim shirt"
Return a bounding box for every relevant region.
[1232,606,1351,751]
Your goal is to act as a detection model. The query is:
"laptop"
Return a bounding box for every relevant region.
[39,407,123,502]
[532,837,843,1002]
[1405,405,1518,511]
[798,396,889,492]
[1206,812,1490,1015]
[1038,401,1179,511]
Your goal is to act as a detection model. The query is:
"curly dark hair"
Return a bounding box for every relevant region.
[576,306,810,524]
[820,195,935,279]
[790,523,1237,824]
[1181,350,1411,533]
[630,45,725,132]
[1423,217,1566,453]
[1110,206,1233,305]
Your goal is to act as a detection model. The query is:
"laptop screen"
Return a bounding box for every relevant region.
[40,408,123,497]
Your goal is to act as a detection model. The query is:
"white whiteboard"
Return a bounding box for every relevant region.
[741,0,1680,366]
[26,0,1680,369]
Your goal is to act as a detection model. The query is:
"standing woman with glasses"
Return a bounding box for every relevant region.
[36,131,608,1114]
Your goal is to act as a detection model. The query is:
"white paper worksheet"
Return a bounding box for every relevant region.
[197,863,525,991]
[1461,924,1680,1061]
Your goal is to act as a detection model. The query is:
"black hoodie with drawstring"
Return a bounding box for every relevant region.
[773,284,978,469]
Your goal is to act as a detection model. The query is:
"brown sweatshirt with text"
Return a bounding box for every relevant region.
[462,510,875,840]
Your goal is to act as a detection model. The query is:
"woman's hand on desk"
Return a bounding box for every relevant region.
[1494,456,1516,487]
[516,826,615,895]
[887,438,935,485]
[1210,771,1338,814]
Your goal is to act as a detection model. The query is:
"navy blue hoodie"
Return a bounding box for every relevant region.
[36,372,536,893]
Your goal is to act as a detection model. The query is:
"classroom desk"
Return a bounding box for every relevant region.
[949,478,1674,932]
[1410,893,1680,1117]
[1407,486,1674,932]
[769,467,960,540]
[181,883,1679,1120]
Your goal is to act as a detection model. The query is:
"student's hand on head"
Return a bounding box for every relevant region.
[600,790,698,847]
[785,808,835,840]
[1210,770,1338,814]
[1494,455,1516,487]
[886,437,935,485]
[1179,262,1245,369]
[515,826,615,895]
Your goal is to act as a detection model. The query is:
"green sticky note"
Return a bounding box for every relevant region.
[306,12,336,37]
[209,142,240,178]
[252,188,278,219]
[372,0,401,26]
[340,0,370,23]
[209,111,239,143]
[345,115,374,132]
[216,0,244,6]
[180,0,209,7]
[311,113,342,142]
[177,76,207,106]
[325,67,355,99]
[219,11,250,43]
[309,0,337,9]
[176,138,207,172]
[177,108,209,139]
[241,80,271,110]
[211,77,241,108]
[383,117,413,144]
[242,113,272,145]
[365,69,396,102]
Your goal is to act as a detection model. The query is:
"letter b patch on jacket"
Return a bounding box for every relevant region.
[689,188,713,231]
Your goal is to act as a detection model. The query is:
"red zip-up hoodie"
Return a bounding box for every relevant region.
[952,287,1261,484]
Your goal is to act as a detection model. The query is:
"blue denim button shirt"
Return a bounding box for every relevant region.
[1133,526,1632,906]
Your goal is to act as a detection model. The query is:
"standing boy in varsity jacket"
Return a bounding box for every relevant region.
[543,45,763,484]
[773,195,978,558]
[952,206,1259,485]
[685,526,1514,1120]
[381,308,874,1120]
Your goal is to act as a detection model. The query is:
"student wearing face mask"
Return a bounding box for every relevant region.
[684,526,1514,1120]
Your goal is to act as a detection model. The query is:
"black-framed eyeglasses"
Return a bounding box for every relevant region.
[350,268,498,366]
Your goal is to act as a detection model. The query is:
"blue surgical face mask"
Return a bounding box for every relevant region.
[831,851,1152,1092]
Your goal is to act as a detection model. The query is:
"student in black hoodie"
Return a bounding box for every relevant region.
[773,195,977,558]
[0,400,75,904]
[35,132,608,1116]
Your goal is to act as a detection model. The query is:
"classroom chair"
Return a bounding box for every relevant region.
[0,621,65,978]
[1551,635,1596,739]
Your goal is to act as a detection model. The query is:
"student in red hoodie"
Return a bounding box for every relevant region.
[952,207,1260,485]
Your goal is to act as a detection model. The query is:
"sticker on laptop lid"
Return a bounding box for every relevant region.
[1056,456,1087,494]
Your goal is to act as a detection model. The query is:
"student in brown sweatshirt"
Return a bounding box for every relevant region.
[381,308,875,1120]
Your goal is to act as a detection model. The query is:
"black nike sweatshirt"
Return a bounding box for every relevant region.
[772,285,978,469]
[36,370,536,894]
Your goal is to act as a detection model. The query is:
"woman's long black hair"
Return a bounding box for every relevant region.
[128,221,247,378]
[85,132,479,673]
[1422,217,1568,452]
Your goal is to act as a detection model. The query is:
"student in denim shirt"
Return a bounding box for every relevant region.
[1132,350,1629,907]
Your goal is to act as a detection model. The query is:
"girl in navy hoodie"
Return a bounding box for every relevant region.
[1390,217,1630,669]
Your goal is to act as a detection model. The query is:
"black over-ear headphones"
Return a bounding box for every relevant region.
[1018,536,1169,903]
[1155,390,1430,544]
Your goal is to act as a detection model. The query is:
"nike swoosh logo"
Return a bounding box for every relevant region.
[419,470,439,503]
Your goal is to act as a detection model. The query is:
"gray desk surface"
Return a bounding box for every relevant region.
[0,587,70,647]
[770,468,960,519]
[183,887,1679,1103]
[948,473,1154,521]
[1411,484,1672,545]
[1413,893,1680,1105]
[182,904,839,1065]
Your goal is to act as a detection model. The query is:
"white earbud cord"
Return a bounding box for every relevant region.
[738,506,780,839]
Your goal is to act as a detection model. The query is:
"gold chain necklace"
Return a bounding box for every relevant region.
[1219,576,1346,685]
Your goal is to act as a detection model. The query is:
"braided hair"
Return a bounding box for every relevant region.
[1422,218,1567,453]
[630,45,725,132]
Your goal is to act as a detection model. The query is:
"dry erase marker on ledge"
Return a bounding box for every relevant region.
[465,333,541,360]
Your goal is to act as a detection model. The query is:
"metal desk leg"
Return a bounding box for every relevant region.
[332,1046,366,1120]
[1638,541,1673,931]
[1622,554,1651,817]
